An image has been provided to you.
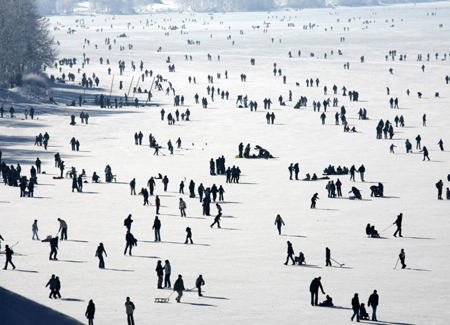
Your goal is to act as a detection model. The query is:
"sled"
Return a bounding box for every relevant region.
[53,176,63,179]
[154,297,169,303]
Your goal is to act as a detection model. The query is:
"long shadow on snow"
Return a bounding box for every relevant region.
[402,236,435,240]
[325,305,352,310]
[364,321,416,325]
[106,268,134,272]
[281,234,307,238]
[202,296,229,300]
[180,302,217,307]
[61,298,84,302]
[141,240,210,247]
[58,260,87,263]
[130,255,159,259]
[15,269,38,273]
[297,264,322,269]
[405,268,431,272]
[65,240,89,243]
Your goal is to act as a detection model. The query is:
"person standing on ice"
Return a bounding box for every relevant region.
[130,178,136,195]
[284,241,295,265]
[155,195,161,214]
[179,198,187,217]
[436,180,443,200]
[85,299,95,325]
[368,290,379,321]
[185,227,193,244]
[310,277,325,306]
[174,274,185,303]
[325,247,332,266]
[164,260,171,288]
[32,219,39,240]
[58,218,68,240]
[125,297,135,325]
[196,275,205,297]
[288,163,294,180]
[393,213,403,237]
[358,164,365,182]
[274,215,285,235]
[95,243,107,269]
[311,193,319,209]
[399,249,406,269]
[124,214,133,231]
[49,236,58,260]
[152,216,161,242]
[124,231,136,256]
[349,165,356,181]
[156,260,164,289]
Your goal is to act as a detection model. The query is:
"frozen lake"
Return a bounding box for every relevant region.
[1,2,450,324]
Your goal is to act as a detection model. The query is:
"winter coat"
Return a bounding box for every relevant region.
[174,278,185,292]
[368,293,379,307]
[352,296,360,311]
[156,264,164,276]
[179,200,186,209]
[310,278,323,293]
[125,301,135,315]
[196,276,205,288]
[46,278,57,290]
[86,302,95,319]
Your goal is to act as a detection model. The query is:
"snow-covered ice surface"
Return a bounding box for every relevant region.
[1,2,450,324]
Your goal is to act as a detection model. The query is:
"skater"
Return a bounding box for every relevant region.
[85,300,95,325]
[124,231,136,256]
[311,193,319,209]
[32,219,39,240]
[185,227,193,244]
[438,139,444,151]
[274,214,285,235]
[368,290,379,321]
[58,218,67,240]
[210,212,222,228]
[179,198,187,217]
[393,213,403,237]
[399,248,406,269]
[95,243,107,268]
[164,260,171,288]
[156,260,164,288]
[3,245,15,270]
[125,297,135,325]
[284,241,295,265]
[49,236,58,260]
[46,274,57,298]
[196,275,205,296]
[351,293,360,322]
[310,277,325,306]
[152,216,161,242]
[124,214,133,231]
[325,247,332,266]
[174,274,185,302]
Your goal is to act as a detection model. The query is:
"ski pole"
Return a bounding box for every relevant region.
[393,257,399,270]
[381,223,394,233]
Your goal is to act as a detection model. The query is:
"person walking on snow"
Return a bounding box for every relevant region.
[174,274,185,303]
[368,290,379,321]
[85,299,95,325]
[326,247,332,266]
[95,243,107,268]
[274,214,285,235]
[284,241,295,265]
[32,219,39,240]
[3,245,15,270]
[393,213,403,237]
[351,293,360,322]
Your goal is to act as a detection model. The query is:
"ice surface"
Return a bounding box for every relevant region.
[0,3,449,324]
